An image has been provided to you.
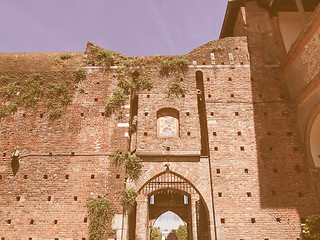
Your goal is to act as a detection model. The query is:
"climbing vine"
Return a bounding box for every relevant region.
[113,151,142,180]
[168,81,187,97]
[120,188,138,210]
[85,196,115,240]
[0,69,86,119]
[302,214,320,240]
[160,55,189,76]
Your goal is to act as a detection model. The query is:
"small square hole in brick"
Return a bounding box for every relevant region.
[293,147,298,151]
[269,147,273,151]
[74,196,78,201]
[228,77,232,81]
[207,78,210,81]
[94,98,98,102]
[7,220,11,224]
[23,113,26,117]
[187,132,191,136]
[166,147,170,151]
[186,112,190,116]
[222,62,225,65]
[237,131,241,136]
[91,174,95,179]
[81,113,84,117]
[0,175,2,180]
[40,113,43,118]
[273,169,278,173]
[212,132,217,136]
[16,196,20,201]
[84,217,88,223]
[65,175,69,179]
[24,175,28,179]
[231,94,234,97]
[29,238,32,240]
[54,220,58,224]
[144,112,148,116]
[144,132,148,136]
[182,94,185,98]
[259,94,262,97]
[116,174,120,179]
[272,190,276,196]
[48,196,51,201]
[82,238,86,240]
[208,94,211,98]
[267,132,271,135]
[251,218,256,223]
[244,169,249,173]
[216,169,220,174]
[55,238,59,240]
[147,94,150,98]
[276,218,281,222]
[214,147,218,151]
[240,62,244,65]
[298,192,303,197]
[287,132,293,136]
[49,152,53,156]
[235,112,239,116]
[221,218,225,223]
[71,152,75,156]
[264,112,268,116]
[43,175,48,179]
[2,153,6,157]
[30,220,34,224]
[247,192,252,197]
[240,146,244,151]
[218,192,222,197]
[210,112,214,116]
[101,112,105,116]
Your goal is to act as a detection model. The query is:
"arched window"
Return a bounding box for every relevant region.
[157,108,179,138]
[310,112,320,167]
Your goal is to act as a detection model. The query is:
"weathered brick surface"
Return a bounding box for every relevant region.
[1,2,320,239]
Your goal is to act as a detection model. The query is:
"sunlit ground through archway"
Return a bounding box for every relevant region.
[153,211,186,239]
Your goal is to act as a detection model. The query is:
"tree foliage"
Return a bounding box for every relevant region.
[151,227,161,240]
[176,225,188,240]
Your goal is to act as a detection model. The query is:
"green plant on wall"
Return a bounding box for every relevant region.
[210,45,225,52]
[302,214,320,240]
[89,46,115,68]
[120,188,138,210]
[85,196,115,240]
[168,81,187,96]
[113,151,142,180]
[160,55,189,76]
[0,70,86,119]
[104,58,152,114]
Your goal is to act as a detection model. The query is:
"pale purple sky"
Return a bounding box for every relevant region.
[0,0,228,56]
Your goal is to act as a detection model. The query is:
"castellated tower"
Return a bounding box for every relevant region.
[1,0,320,239]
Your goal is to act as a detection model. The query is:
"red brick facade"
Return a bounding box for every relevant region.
[1,1,320,239]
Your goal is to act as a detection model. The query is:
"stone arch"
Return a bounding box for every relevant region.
[306,104,320,168]
[132,170,211,240]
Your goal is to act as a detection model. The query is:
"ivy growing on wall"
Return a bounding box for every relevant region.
[168,81,187,97]
[85,196,115,240]
[0,68,86,119]
[113,151,142,180]
[120,188,138,210]
[160,55,189,76]
[302,214,320,240]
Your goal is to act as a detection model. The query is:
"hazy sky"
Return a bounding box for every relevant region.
[0,0,228,56]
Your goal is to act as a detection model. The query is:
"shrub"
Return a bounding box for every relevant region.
[85,196,114,240]
[168,82,187,96]
[59,53,72,60]
[90,47,114,68]
[0,75,10,85]
[210,45,224,52]
[126,154,142,180]
[0,82,21,100]
[303,214,320,240]
[49,108,63,119]
[104,88,128,113]
[120,188,138,210]
[73,67,87,81]
[160,55,189,75]
[113,151,126,166]
[0,105,8,117]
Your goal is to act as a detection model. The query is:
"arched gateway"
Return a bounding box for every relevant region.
[128,170,210,240]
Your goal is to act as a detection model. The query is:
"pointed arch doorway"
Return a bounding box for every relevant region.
[129,171,210,240]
